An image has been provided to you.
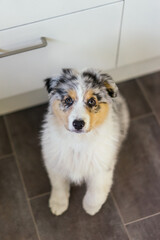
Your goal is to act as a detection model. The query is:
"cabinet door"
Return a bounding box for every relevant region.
[118,0,160,67]
[0,0,120,30]
[0,2,122,99]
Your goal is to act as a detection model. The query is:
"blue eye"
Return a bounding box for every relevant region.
[65,97,73,106]
[87,97,96,107]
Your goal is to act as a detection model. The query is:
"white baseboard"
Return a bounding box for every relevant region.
[1,56,160,115]
[109,56,160,82]
[0,88,48,115]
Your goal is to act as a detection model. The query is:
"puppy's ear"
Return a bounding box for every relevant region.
[100,73,118,98]
[44,76,59,94]
[44,78,53,93]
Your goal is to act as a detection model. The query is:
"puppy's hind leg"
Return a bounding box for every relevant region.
[48,171,70,216]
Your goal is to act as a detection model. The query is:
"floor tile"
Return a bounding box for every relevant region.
[6,104,50,198]
[0,156,38,240]
[0,117,12,157]
[127,214,160,240]
[31,186,129,240]
[137,71,160,121]
[112,115,160,223]
[118,79,151,118]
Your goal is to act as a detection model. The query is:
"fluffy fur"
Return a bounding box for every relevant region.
[41,68,129,216]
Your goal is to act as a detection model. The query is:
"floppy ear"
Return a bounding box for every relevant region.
[44,69,77,94]
[44,76,59,94]
[44,78,53,93]
[100,73,118,98]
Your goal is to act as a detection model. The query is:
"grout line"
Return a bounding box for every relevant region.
[131,112,153,122]
[0,0,123,32]
[125,211,160,226]
[115,0,125,67]
[0,153,13,160]
[111,193,132,240]
[136,79,160,125]
[29,191,50,201]
[3,116,41,240]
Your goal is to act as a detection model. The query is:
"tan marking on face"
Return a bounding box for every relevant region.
[84,89,95,102]
[86,103,109,131]
[67,89,77,101]
[84,89,109,131]
[52,100,73,129]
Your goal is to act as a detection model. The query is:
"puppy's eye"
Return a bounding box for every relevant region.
[87,97,96,107]
[65,96,73,106]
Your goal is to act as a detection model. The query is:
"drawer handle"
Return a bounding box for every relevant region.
[0,37,47,58]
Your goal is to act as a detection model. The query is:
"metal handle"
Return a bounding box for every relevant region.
[0,37,47,58]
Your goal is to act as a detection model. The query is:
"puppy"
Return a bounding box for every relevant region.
[41,68,129,216]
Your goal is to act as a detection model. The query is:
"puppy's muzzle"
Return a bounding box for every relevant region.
[73,119,85,131]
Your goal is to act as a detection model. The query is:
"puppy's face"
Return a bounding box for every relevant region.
[45,69,118,133]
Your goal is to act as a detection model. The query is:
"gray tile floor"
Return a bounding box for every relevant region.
[0,72,160,240]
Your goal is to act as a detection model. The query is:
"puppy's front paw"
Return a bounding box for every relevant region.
[82,198,101,216]
[49,197,69,216]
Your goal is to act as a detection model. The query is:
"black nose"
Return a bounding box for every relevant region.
[73,119,85,130]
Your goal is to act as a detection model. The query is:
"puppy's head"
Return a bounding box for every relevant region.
[45,68,118,133]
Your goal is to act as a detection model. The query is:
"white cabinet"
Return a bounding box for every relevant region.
[118,0,160,66]
[0,0,118,30]
[1,0,160,114]
[0,2,123,99]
